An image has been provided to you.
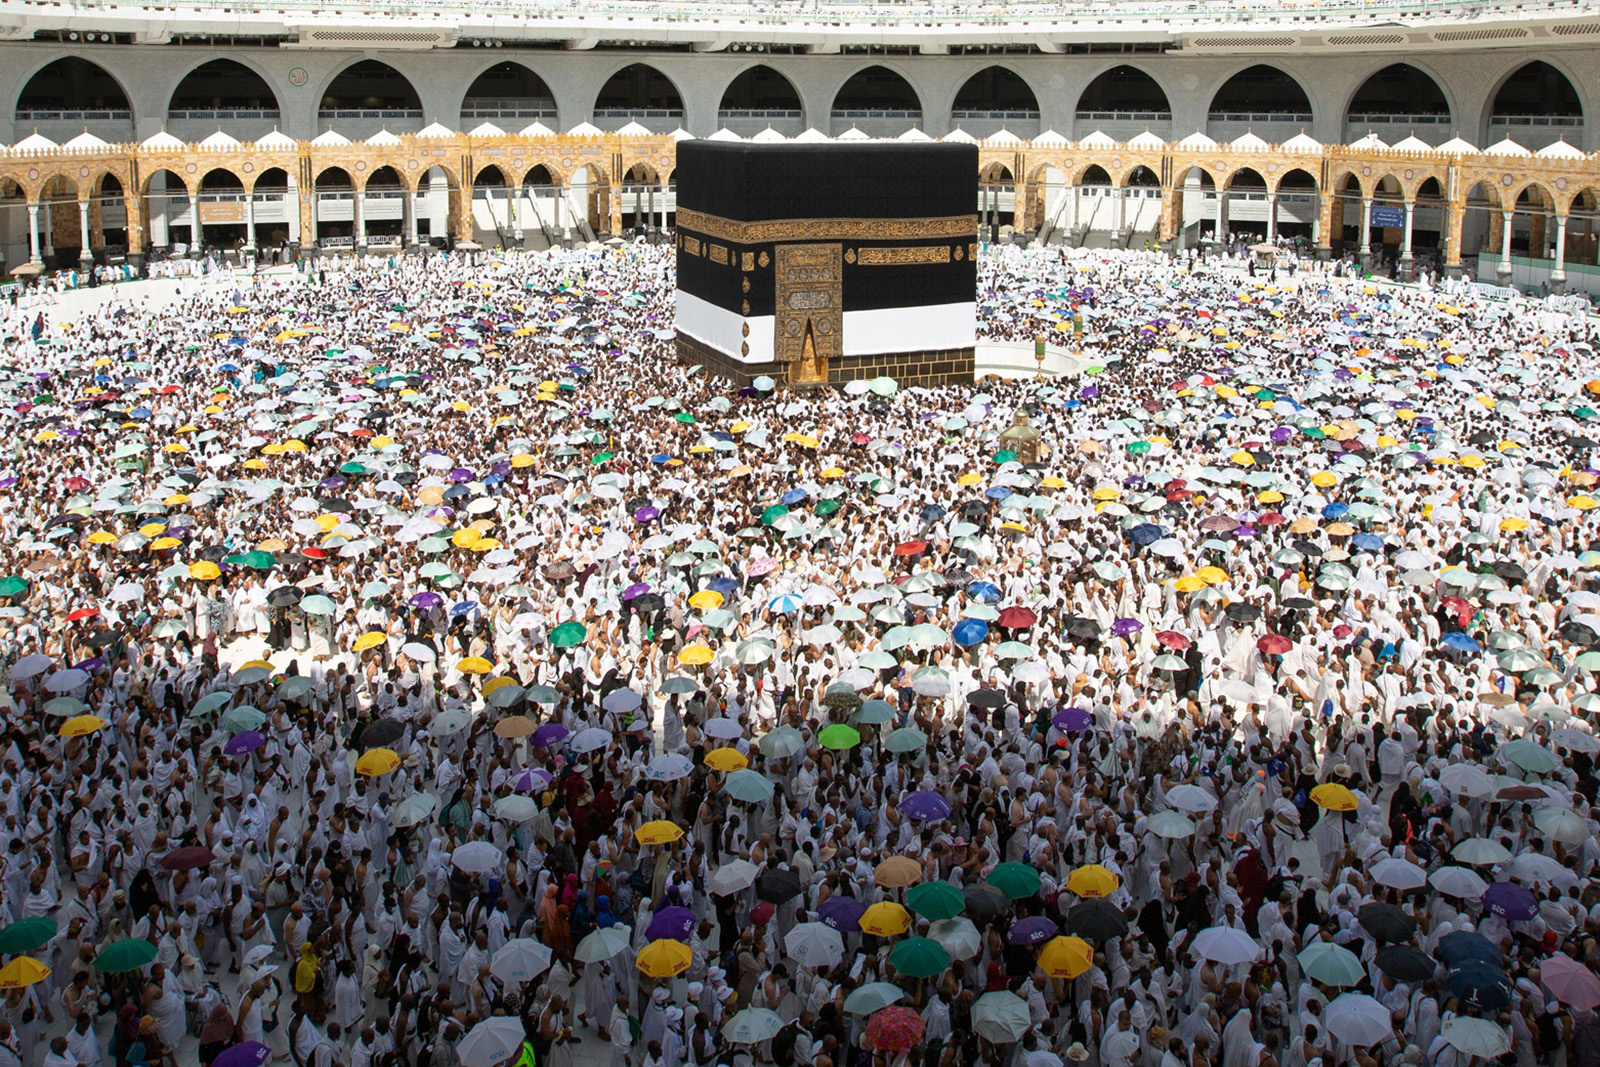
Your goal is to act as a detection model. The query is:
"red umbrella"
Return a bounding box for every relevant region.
[865,1006,924,1052]
[159,846,215,870]
[65,608,98,623]
[893,541,928,557]
[301,547,327,559]
[1440,596,1471,625]
[158,385,183,395]
[1257,634,1292,655]
[997,606,1037,630]
[63,477,90,493]
[1257,512,1287,526]
[1156,631,1191,651]
[849,433,871,446]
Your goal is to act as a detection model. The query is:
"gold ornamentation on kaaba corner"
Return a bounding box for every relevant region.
[775,243,842,367]
[968,243,977,260]
[682,236,701,256]
[955,245,965,261]
[741,342,750,357]
[845,248,857,264]
[741,277,750,293]
[741,322,750,338]
[742,300,750,315]
[676,208,977,244]
[708,243,729,265]
[741,252,755,271]
[857,245,952,266]
[758,252,769,268]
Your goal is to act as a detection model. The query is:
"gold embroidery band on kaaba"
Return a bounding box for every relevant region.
[676,208,977,244]
[856,246,952,266]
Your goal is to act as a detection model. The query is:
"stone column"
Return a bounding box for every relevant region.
[26,203,41,263]
[1443,201,1464,277]
[1265,193,1278,243]
[189,193,203,258]
[1114,186,1126,236]
[1553,213,1569,290]
[1399,200,1415,277]
[77,200,92,269]
[403,186,418,251]
[1498,208,1514,283]
[645,184,655,240]
[558,184,571,249]
[42,199,53,258]
[660,182,669,233]
[353,188,367,251]
[123,189,145,269]
[1216,188,1228,245]
[244,191,257,253]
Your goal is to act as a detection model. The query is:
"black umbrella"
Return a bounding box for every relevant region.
[1374,944,1434,982]
[1281,597,1316,612]
[1436,930,1501,968]
[85,630,120,650]
[320,498,355,513]
[967,688,1006,710]
[1064,899,1128,941]
[632,593,667,614]
[942,567,976,585]
[1491,561,1527,586]
[1291,539,1323,558]
[1558,621,1598,645]
[961,884,1010,920]
[755,869,803,903]
[360,719,406,749]
[1225,603,1262,624]
[198,545,229,563]
[267,586,303,607]
[919,504,947,524]
[1356,901,1416,943]
[959,500,989,519]
[1064,617,1100,639]
[1445,963,1513,1012]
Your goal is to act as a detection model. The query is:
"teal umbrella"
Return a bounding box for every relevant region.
[986,862,1042,900]
[723,769,775,803]
[888,937,950,978]
[549,621,587,648]
[0,917,56,954]
[0,577,28,597]
[221,706,267,733]
[93,938,157,973]
[760,505,789,526]
[884,727,927,753]
[906,882,965,922]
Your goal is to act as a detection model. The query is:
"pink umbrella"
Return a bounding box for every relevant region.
[747,556,779,577]
[1542,954,1600,1009]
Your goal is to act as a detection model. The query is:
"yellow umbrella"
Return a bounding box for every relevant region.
[1065,864,1120,899]
[59,715,107,738]
[162,442,188,453]
[482,676,514,697]
[243,459,268,471]
[678,645,714,666]
[1310,783,1359,812]
[1460,455,1486,469]
[1173,575,1207,593]
[494,717,537,739]
[636,939,693,978]
[635,821,685,846]
[451,528,482,549]
[820,467,845,480]
[352,632,387,652]
[703,747,748,772]
[450,401,471,413]
[957,473,983,487]
[1213,384,1238,399]
[456,656,493,675]
[1196,566,1230,586]
[163,494,190,506]
[1499,517,1528,532]
[1038,936,1094,979]
[1568,496,1598,511]
[150,537,182,551]
[86,531,117,545]
[355,748,401,776]
[1091,487,1120,501]
[0,958,50,989]
[282,439,307,453]
[874,856,922,889]
[1256,490,1283,505]
[1229,450,1255,467]
[239,660,274,672]
[859,901,912,936]
[189,561,222,581]
[138,522,167,537]
[1040,477,1066,489]
[688,590,724,610]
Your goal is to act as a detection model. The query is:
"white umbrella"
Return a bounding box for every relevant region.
[1427,866,1488,899]
[492,796,538,822]
[723,1007,782,1044]
[1192,926,1261,965]
[9,653,52,681]
[1533,805,1591,844]
[971,991,1031,1043]
[1441,1017,1510,1058]
[456,1017,525,1067]
[1164,784,1218,814]
[1324,993,1392,1046]
[44,669,88,693]
[390,793,438,829]
[575,924,633,963]
[1146,811,1195,839]
[1439,763,1495,798]
[927,917,983,960]
[1369,857,1427,891]
[602,688,642,713]
[572,727,612,753]
[451,841,502,874]
[709,859,759,896]
[1453,837,1512,865]
[647,754,694,782]
[784,922,844,969]
[703,717,744,740]
[489,938,553,985]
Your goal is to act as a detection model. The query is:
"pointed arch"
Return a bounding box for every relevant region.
[831,66,922,136]
[461,61,556,121]
[318,60,423,116]
[1076,66,1172,120]
[1208,65,1313,122]
[594,64,684,132]
[15,57,132,121]
[169,58,281,117]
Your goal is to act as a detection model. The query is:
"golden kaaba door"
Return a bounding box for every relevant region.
[775,243,842,384]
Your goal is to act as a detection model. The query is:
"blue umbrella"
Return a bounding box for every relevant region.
[223,731,265,756]
[984,486,1013,500]
[1482,882,1538,921]
[1440,632,1480,654]
[781,488,808,505]
[951,618,990,647]
[1350,533,1386,552]
[900,791,953,821]
[706,576,739,596]
[1125,523,1163,545]
[1445,963,1514,1011]
[1322,502,1350,519]
[769,593,803,613]
[1437,930,1501,967]
[967,581,1002,604]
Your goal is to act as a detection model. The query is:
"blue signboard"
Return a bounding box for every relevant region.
[1369,205,1406,229]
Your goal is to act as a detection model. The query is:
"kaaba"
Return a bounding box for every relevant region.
[673,141,979,388]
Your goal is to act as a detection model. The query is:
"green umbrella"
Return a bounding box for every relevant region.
[221,706,267,733]
[0,917,57,954]
[0,577,28,597]
[674,412,696,424]
[986,862,1042,900]
[93,938,158,973]
[867,376,898,397]
[993,449,1017,464]
[723,769,775,803]
[888,937,950,978]
[760,505,789,526]
[815,500,841,517]
[851,699,896,725]
[1127,441,1152,455]
[338,462,368,475]
[907,882,965,922]
[418,536,451,554]
[549,621,587,648]
[301,595,338,616]
[884,727,926,753]
[224,550,276,570]
[817,724,861,750]
[592,452,614,465]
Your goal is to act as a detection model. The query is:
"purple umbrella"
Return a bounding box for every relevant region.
[410,592,444,609]
[532,723,570,748]
[223,731,265,756]
[1269,426,1293,443]
[1111,618,1142,636]
[72,657,107,673]
[900,791,952,821]
[1081,386,1101,399]
[511,768,553,792]
[1007,916,1059,946]
[621,583,651,601]
[212,1044,272,1067]
[645,906,696,942]
[319,476,347,490]
[1233,525,1257,538]
[634,506,660,524]
[1053,707,1093,733]
[491,460,513,477]
[1482,882,1538,921]
[449,467,475,483]
[818,896,868,932]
